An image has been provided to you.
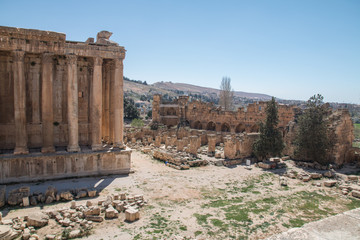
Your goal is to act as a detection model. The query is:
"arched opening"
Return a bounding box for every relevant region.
[194,121,202,130]
[250,124,259,133]
[235,123,246,133]
[221,123,230,132]
[166,107,176,116]
[207,121,216,131]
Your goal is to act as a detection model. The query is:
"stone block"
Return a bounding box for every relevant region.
[84,206,100,216]
[60,191,73,201]
[85,215,103,222]
[324,180,337,187]
[323,171,335,178]
[351,190,360,199]
[69,229,81,239]
[7,186,30,206]
[87,189,97,198]
[258,161,276,169]
[22,197,30,207]
[302,175,312,182]
[105,207,119,219]
[270,157,281,163]
[215,152,222,158]
[310,173,322,179]
[27,212,49,227]
[45,186,57,199]
[76,190,87,199]
[125,208,140,222]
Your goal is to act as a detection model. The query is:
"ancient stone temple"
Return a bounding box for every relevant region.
[0,26,131,183]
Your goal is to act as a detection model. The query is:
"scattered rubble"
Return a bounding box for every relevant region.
[0,192,146,239]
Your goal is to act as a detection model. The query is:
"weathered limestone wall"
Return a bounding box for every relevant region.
[152,95,298,133]
[0,150,131,184]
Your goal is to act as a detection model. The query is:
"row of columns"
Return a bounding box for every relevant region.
[12,50,124,154]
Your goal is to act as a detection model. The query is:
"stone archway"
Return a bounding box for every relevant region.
[194,121,202,130]
[235,123,246,133]
[207,121,216,131]
[221,123,230,132]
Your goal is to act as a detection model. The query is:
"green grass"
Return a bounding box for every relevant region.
[194,213,212,225]
[346,198,360,210]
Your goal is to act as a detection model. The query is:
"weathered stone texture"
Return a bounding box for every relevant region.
[0,26,126,152]
[152,94,298,133]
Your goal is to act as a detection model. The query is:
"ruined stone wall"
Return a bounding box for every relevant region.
[152,95,298,133]
[283,109,355,165]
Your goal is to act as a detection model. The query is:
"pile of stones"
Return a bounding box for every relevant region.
[0,186,96,208]
[152,149,208,170]
[0,193,145,240]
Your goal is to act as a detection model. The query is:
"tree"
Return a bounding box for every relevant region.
[219,77,234,110]
[295,94,333,164]
[124,97,140,120]
[253,97,284,160]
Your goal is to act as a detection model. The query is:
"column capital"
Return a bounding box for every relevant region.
[12,50,25,62]
[66,54,77,65]
[42,52,54,64]
[94,57,103,66]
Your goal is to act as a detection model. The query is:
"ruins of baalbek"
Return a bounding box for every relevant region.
[0,26,131,184]
[152,94,298,133]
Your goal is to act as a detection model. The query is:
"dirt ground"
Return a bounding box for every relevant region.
[2,150,360,240]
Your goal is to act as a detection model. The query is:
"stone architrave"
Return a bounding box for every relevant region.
[12,50,29,155]
[207,134,216,156]
[66,54,80,152]
[113,58,124,149]
[91,57,103,151]
[41,52,55,153]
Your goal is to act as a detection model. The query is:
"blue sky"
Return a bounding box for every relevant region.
[1,0,359,103]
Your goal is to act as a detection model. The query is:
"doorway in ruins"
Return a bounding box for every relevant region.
[206,121,216,131]
[221,123,230,132]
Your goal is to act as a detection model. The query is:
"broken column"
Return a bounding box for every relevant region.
[224,136,237,159]
[154,135,161,148]
[207,134,216,157]
[188,136,199,156]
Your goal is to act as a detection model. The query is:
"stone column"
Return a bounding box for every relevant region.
[188,136,199,156]
[91,57,103,151]
[66,54,80,152]
[12,50,28,155]
[207,134,216,157]
[102,62,111,143]
[41,53,55,153]
[224,136,237,159]
[113,58,124,149]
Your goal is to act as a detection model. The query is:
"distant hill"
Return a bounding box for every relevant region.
[152,81,272,100]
